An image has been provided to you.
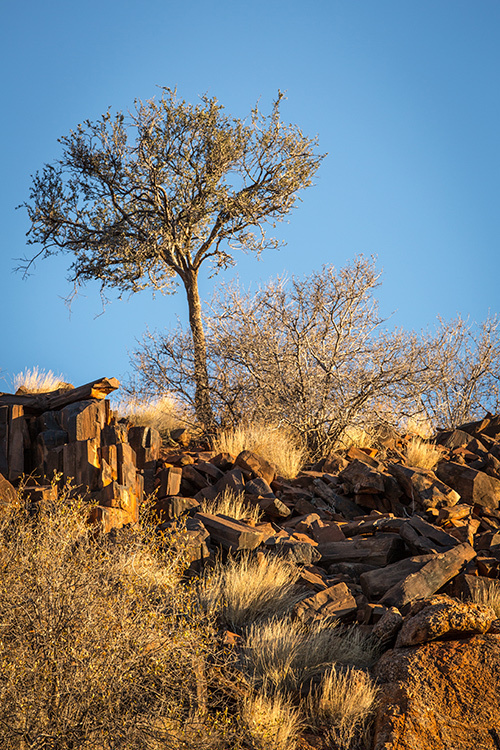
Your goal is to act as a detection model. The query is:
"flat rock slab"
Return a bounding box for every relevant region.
[396,595,496,647]
[380,543,476,610]
[373,634,500,750]
[194,511,264,551]
[360,554,434,600]
[294,582,357,623]
[317,533,405,567]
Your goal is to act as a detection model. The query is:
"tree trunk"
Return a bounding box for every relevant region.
[183,269,216,430]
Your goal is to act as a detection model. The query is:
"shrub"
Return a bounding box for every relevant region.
[198,554,303,631]
[469,578,500,618]
[0,495,235,749]
[113,393,193,438]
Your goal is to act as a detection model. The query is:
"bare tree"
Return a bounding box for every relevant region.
[20,89,324,428]
[416,314,500,428]
[129,257,429,455]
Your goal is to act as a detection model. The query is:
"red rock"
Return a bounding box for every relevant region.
[373,634,500,750]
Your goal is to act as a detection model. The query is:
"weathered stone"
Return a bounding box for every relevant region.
[245,476,275,498]
[372,606,404,642]
[318,533,405,567]
[213,468,246,494]
[194,511,264,551]
[235,450,276,485]
[343,516,406,537]
[153,495,201,520]
[89,505,135,533]
[360,554,435,600]
[396,595,496,647]
[57,399,106,442]
[389,463,460,510]
[181,463,211,490]
[253,495,291,518]
[8,404,28,482]
[373,635,500,750]
[294,582,357,623]
[128,425,161,469]
[380,543,476,610]
[399,515,459,555]
[311,521,346,544]
[437,461,500,510]
[338,459,386,494]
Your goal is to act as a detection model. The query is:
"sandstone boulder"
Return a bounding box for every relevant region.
[395,594,496,647]
[373,634,500,750]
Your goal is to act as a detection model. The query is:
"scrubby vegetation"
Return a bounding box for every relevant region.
[129,256,500,458]
[0,493,382,749]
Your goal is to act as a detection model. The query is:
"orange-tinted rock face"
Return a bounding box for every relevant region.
[373,634,500,750]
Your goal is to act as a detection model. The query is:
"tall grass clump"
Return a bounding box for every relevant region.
[240,618,380,693]
[114,393,193,438]
[404,436,442,470]
[201,487,263,524]
[198,554,304,631]
[240,684,301,750]
[0,495,235,750]
[212,422,306,479]
[13,366,69,393]
[304,665,378,749]
[469,578,500,618]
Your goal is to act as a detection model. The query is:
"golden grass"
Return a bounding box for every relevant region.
[114,394,192,436]
[198,554,303,631]
[469,578,500,618]
[201,487,263,524]
[240,618,380,693]
[404,436,441,470]
[336,425,376,451]
[13,366,69,393]
[212,422,306,479]
[0,494,233,749]
[241,685,301,750]
[305,665,378,748]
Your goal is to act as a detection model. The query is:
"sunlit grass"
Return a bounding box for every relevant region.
[13,366,69,393]
[212,422,306,479]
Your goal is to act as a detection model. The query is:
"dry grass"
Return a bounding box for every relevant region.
[404,436,441,470]
[13,366,69,393]
[241,685,301,750]
[305,665,378,749]
[336,425,376,451]
[201,487,263,524]
[114,393,193,437]
[469,578,500,618]
[402,414,435,439]
[198,554,304,631]
[212,422,306,479]
[240,618,380,693]
[0,494,235,750]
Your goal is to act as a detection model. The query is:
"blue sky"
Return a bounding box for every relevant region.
[1,0,499,391]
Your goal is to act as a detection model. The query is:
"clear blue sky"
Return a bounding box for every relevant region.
[1,0,499,391]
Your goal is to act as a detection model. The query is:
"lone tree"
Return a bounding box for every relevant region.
[20,89,324,428]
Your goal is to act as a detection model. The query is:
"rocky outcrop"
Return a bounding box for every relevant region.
[373,634,500,750]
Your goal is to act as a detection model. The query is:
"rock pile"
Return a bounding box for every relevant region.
[3,379,500,748]
[0,377,160,530]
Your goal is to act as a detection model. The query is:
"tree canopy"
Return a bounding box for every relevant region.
[21,88,324,426]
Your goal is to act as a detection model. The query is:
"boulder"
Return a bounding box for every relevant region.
[395,595,496,647]
[380,543,477,610]
[388,463,460,510]
[294,582,357,624]
[437,461,500,510]
[373,634,500,750]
